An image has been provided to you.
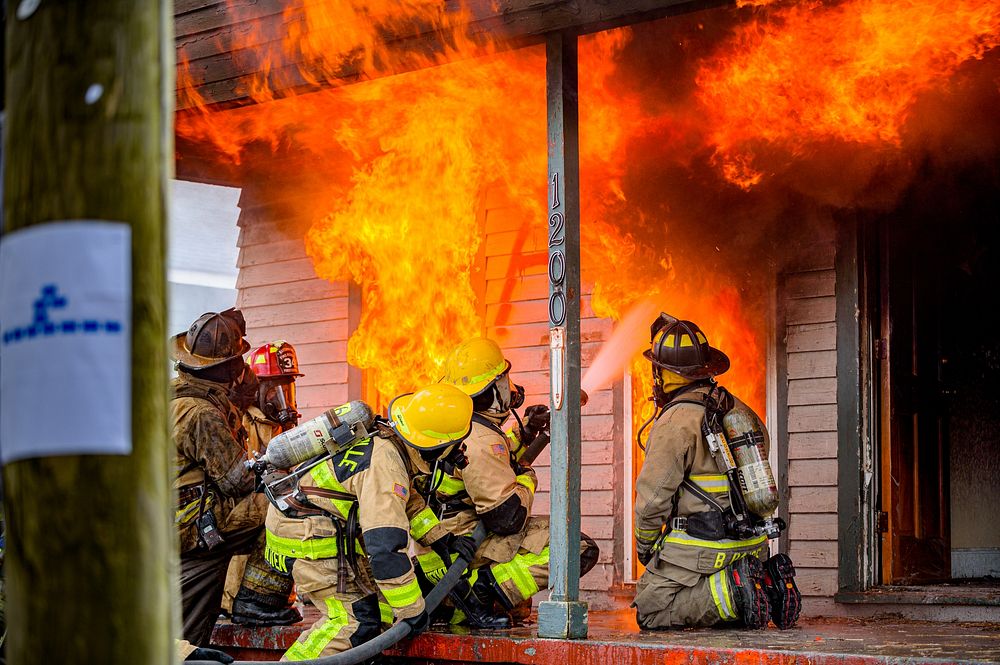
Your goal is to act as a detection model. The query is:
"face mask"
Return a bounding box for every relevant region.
[510,383,525,410]
[261,380,299,427]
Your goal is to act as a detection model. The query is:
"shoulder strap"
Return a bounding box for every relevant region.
[654,397,707,423]
[471,413,506,438]
[680,478,727,513]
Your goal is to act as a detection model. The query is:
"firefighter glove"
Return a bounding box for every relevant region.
[403,609,431,636]
[432,533,478,565]
[637,547,654,566]
[187,647,235,663]
[523,404,550,439]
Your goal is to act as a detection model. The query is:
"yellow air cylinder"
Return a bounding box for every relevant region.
[722,404,779,517]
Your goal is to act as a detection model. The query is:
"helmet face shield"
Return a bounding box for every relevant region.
[494,372,513,412]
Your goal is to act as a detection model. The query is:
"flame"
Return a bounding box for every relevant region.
[175,0,998,419]
[698,0,1000,188]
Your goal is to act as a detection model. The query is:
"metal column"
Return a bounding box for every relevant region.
[537,29,588,640]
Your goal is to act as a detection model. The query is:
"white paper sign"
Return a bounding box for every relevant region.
[0,222,131,464]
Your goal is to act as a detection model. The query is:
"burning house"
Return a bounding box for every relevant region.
[174,0,1000,627]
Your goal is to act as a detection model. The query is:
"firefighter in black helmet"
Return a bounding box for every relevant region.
[631,313,801,630]
[170,309,289,662]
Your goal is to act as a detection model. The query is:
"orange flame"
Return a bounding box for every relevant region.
[175,0,998,418]
[698,0,1000,188]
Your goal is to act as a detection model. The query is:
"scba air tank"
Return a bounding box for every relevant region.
[722,404,779,517]
[260,400,376,469]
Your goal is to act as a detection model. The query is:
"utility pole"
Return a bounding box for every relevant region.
[3,3,175,664]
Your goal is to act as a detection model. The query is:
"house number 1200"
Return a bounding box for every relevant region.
[548,172,566,326]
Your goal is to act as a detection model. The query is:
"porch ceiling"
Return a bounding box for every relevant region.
[175,0,728,110]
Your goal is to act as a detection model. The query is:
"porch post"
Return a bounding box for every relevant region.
[537,29,588,640]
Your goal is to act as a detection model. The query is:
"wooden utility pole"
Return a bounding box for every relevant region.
[3,3,175,664]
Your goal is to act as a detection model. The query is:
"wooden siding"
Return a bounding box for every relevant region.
[479,191,620,606]
[231,182,623,604]
[780,239,840,615]
[233,186,350,418]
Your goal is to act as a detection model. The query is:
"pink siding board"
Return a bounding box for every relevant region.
[789,486,839,513]
[787,350,837,379]
[787,431,838,459]
[248,318,349,345]
[789,459,838,487]
[237,257,321,288]
[788,404,837,433]
[238,279,347,308]
[787,378,837,406]
[295,362,349,387]
[238,238,308,266]
[788,540,839,568]
[291,341,348,366]
[535,464,614,492]
[786,322,837,353]
[788,513,838,541]
[786,296,836,325]
[784,270,836,299]
[781,250,840,606]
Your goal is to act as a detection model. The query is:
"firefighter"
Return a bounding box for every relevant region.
[171,309,270,657]
[221,342,305,626]
[631,313,801,630]
[265,384,478,661]
[424,337,599,627]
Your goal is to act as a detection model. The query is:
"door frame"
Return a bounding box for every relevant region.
[836,214,881,593]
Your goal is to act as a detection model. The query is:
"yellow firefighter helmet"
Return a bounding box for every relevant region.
[440,337,511,398]
[389,383,473,451]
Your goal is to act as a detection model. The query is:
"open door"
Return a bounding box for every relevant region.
[878,218,950,584]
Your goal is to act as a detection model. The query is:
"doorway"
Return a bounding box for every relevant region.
[868,163,1000,585]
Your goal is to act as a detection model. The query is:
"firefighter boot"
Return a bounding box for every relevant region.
[231,550,302,627]
[450,577,511,630]
[726,555,770,629]
[763,553,801,629]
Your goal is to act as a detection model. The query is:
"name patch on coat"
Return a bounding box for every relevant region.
[332,437,374,482]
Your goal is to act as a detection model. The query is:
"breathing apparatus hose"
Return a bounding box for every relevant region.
[186,522,489,665]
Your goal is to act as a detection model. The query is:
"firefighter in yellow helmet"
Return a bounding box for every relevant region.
[632,313,800,630]
[221,342,305,626]
[170,309,267,661]
[421,337,599,627]
[265,384,477,660]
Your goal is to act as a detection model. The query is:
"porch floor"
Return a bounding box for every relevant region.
[211,608,1000,664]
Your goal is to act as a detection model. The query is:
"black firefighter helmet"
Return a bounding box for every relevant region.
[643,312,730,380]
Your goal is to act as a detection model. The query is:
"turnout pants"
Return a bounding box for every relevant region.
[279,557,390,661]
[221,555,247,613]
[180,493,269,646]
[633,563,734,628]
[417,516,599,611]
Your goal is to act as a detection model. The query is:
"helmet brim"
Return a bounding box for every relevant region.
[643,346,730,379]
[170,332,250,369]
[389,393,472,451]
[448,360,512,398]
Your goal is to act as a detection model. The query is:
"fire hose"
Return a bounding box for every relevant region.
[186,522,488,665]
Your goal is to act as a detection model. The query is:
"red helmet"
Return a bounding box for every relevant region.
[249,341,304,379]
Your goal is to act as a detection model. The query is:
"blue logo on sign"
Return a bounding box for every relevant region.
[1,284,122,346]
